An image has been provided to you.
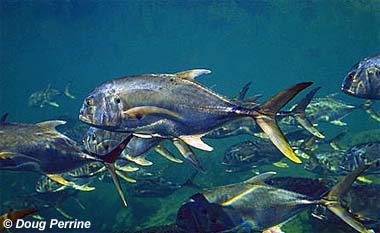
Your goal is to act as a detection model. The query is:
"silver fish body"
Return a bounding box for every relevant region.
[79,71,238,136]
[177,168,373,233]
[342,54,380,100]
[79,69,314,163]
[0,120,95,174]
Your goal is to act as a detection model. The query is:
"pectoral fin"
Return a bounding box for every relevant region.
[36,120,66,129]
[175,69,211,80]
[179,134,213,151]
[123,106,182,120]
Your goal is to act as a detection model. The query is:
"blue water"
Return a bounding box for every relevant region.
[1,1,379,232]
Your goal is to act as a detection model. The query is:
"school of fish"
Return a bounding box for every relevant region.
[1,54,380,233]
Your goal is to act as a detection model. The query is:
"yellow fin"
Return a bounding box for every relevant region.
[0,152,19,159]
[273,161,289,168]
[32,215,44,220]
[155,143,183,163]
[357,176,372,184]
[262,226,284,233]
[175,69,211,80]
[179,134,213,151]
[115,170,137,183]
[115,164,139,172]
[47,174,95,192]
[47,174,69,186]
[256,116,302,163]
[330,120,347,126]
[123,106,181,120]
[173,139,204,171]
[125,154,153,166]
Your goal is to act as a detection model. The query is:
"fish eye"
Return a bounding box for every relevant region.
[114,98,121,104]
[86,97,94,106]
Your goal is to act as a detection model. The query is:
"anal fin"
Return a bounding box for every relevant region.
[179,134,213,151]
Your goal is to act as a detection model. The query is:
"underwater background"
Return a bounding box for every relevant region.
[1,1,379,232]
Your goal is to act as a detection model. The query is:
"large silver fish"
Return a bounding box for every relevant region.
[342,54,380,100]
[0,114,133,207]
[176,166,374,233]
[79,69,313,163]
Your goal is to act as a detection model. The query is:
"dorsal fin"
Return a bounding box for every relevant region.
[175,69,211,80]
[0,113,9,124]
[36,120,66,129]
[243,171,277,185]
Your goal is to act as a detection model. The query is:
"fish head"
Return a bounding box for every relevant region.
[176,193,240,232]
[342,55,380,99]
[79,83,124,129]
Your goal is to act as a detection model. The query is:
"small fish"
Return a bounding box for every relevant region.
[222,130,329,173]
[305,140,380,176]
[222,138,283,172]
[342,54,380,100]
[28,83,75,108]
[79,69,314,164]
[35,174,95,193]
[339,142,380,174]
[281,94,370,126]
[176,165,374,233]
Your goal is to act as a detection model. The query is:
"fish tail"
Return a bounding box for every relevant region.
[63,82,75,99]
[86,135,134,207]
[285,86,325,139]
[243,82,313,163]
[320,163,374,233]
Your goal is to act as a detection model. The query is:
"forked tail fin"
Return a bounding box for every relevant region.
[247,82,313,163]
[86,135,134,207]
[321,163,374,233]
[287,87,325,139]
